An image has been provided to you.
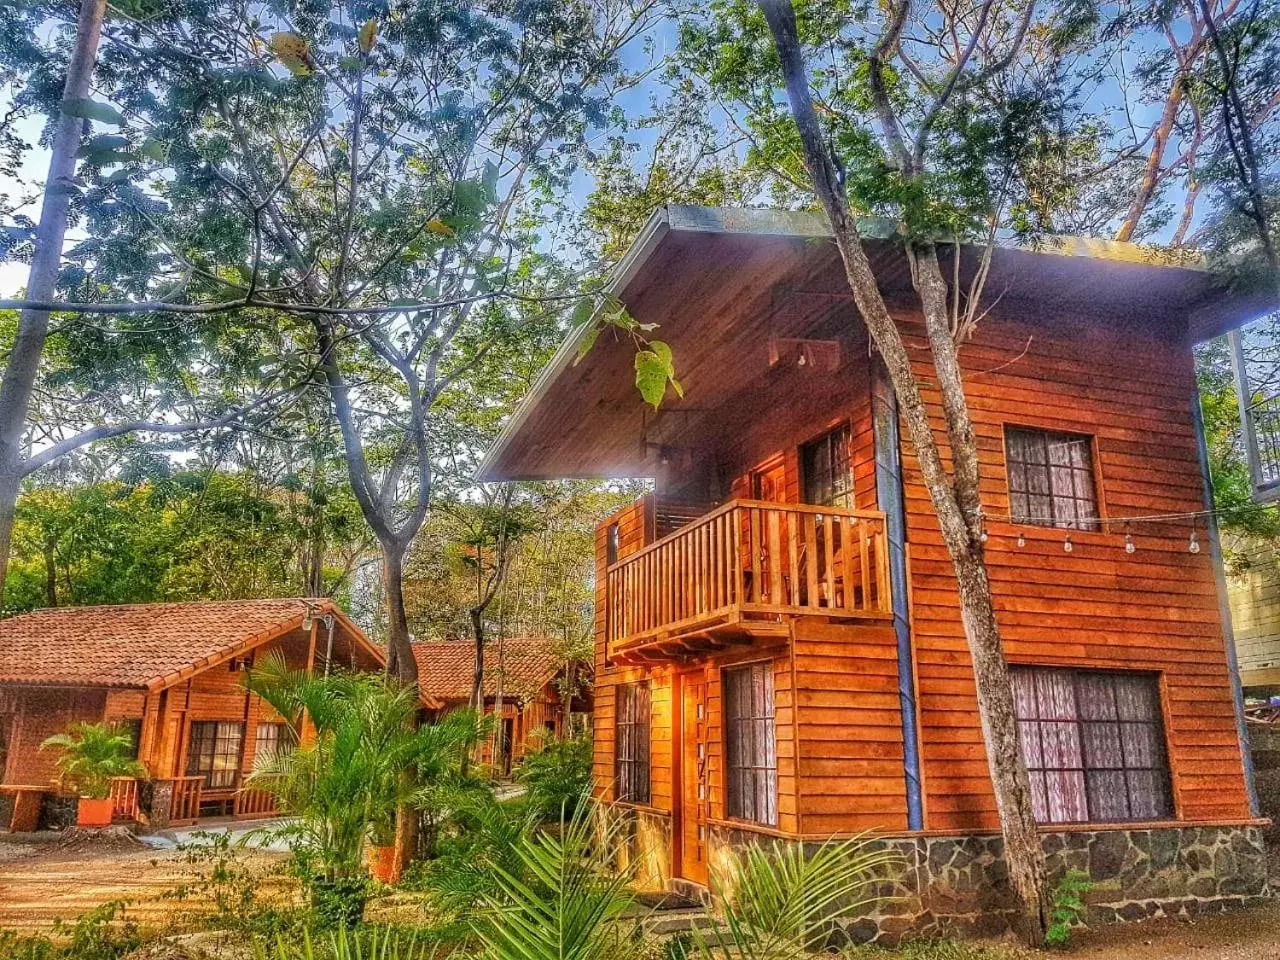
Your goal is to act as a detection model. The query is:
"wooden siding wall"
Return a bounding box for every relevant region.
[895,301,1250,829]
[790,619,907,833]
[150,627,314,785]
[1228,538,1280,687]
[0,687,108,785]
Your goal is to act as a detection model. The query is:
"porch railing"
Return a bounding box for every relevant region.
[109,777,141,822]
[606,499,890,650]
[234,787,279,820]
[169,775,204,824]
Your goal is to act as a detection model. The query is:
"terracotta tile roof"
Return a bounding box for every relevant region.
[411,637,563,703]
[0,598,351,690]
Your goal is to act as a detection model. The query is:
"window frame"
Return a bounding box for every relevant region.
[1012,666,1173,825]
[185,720,246,790]
[1003,424,1102,531]
[615,682,651,805]
[723,661,779,827]
[801,423,854,509]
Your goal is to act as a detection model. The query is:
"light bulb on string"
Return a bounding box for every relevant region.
[979,529,989,544]
[1016,531,1025,548]
[1124,533,1135,554]
[1064,533,1073,553]
[1189,530,1200,554]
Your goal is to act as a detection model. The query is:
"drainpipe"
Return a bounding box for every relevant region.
[1191,387,1260,817]
[873,363,924,831]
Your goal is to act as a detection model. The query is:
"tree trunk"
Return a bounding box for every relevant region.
[0,0,106,607]
[469,605,485,711]
[43,535,58,608]
[757,0,1050,942]
[1116,76,1183,242]
[381,543,418,685]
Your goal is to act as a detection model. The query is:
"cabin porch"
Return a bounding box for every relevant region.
[605,497,893,664]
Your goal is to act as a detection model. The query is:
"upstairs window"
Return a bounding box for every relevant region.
[724,662,778,826]
[1012,667,1172,824]
[1005,426,1099,530]
[186,721,245,790]
[616,682,651,804]
[802,424,853,509]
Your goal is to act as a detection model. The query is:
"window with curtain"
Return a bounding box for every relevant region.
[186,721,245,789]
[801,424,853,508]
[616,682,651,804]
[1012,667,1172,824]
[1004,426,1099,530]
[724,662,778,826]
[253,722,296,770]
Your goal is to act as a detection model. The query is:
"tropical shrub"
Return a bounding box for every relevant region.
[0,902,142,960]
[516,730,593,821]
[469,804,636,960]
[257,926,449,960]
[40,723,145,799]
[244,657,483,924]
[694,836,900,958]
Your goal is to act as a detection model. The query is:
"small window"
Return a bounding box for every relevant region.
[801,425,852,508]
[1012,668,1172,824]
[1005,426,1099,530]
[186,721,245,789]
[607,523,620,566]
[616,682,651,804]
[116,718,143,761]
[253,722,296,770]
[724,662,778,826]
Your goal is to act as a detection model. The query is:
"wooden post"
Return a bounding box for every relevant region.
[300,618,320,747]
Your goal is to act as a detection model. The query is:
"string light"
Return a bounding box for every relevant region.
[1189,530,1201,554]
[979,529,989,544]
[1063,534,1073,553]
[1124,533,1135,554]
[1016,531,1025,548]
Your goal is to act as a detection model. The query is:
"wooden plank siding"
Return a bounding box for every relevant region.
[893,301,1251,830]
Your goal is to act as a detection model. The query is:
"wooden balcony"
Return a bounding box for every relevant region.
[606,499,892,662]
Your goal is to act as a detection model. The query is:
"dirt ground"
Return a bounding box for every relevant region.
[0,833,291,936]
[5,832,1280,958]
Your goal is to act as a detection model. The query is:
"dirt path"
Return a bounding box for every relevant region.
[1041,904,1280,960]
[0,835,289,936]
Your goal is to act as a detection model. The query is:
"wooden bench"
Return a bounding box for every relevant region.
[1,784,50,832]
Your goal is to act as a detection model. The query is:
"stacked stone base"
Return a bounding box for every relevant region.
[605,805,1270,945]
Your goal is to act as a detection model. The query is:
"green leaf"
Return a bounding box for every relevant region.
[573,324,600,366]
[570,297,595,328]
[635,350,669,409]
[425,218,456,238]
[139,138,168,162]
[648,339,675,377]
[77,134,128,157]
[64,98,125,126]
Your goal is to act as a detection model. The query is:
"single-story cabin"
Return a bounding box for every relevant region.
[478,205,1275,941]
[412,637,589,774]
[0,598,383,829]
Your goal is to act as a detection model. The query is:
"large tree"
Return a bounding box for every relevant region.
[1,0,661,677]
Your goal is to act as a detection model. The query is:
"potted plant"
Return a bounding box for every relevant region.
[41,722,146,828]
[367,815,400,884]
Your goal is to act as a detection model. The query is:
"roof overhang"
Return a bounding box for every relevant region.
[479,205,1279,483]
[145,600,385,692]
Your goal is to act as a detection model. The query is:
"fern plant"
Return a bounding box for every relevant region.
[40,722,145,799]
[693,835,900,958]
[471,803,635,960]
[1045,869,1091,947]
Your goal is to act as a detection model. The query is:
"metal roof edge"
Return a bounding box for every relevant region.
[475,206,673,481]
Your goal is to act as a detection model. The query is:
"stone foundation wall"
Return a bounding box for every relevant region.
[606,804,1269,945]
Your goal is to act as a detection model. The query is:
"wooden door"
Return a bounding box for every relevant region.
[678,673,710,885]
[749,457,789,604]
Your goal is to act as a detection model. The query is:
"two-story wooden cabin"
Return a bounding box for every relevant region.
[0,598,384,830]
[479,206,1274,940]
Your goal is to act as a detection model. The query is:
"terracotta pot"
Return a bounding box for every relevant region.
[367,844,400,884]
[77,797,114,828]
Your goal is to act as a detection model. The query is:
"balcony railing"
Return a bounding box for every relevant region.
[606,499,891,657]
[1247,392,1280,494]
